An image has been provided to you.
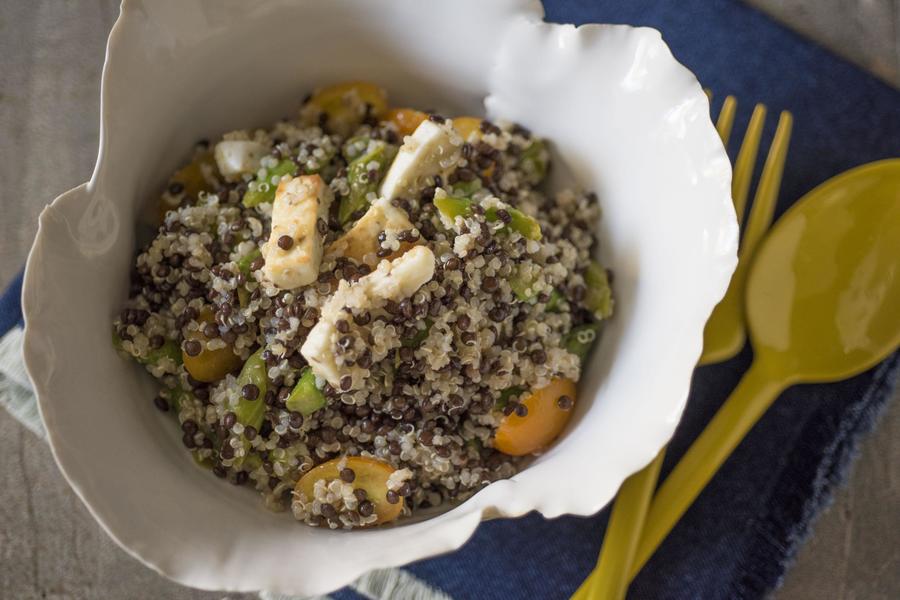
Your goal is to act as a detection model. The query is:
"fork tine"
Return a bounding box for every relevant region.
[739,111,793,261]
[731,104,767,226]
[716,96,737,146]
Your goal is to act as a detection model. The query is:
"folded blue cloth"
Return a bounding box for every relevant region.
[0,271,23,336]
[3,1,899,599]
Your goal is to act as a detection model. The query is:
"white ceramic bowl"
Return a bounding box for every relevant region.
[22,0,736,595]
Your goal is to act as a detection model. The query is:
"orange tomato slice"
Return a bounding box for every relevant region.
[308,81,388,135]
[452,116,483,141]
[494,378,577,456]
[181,310,242,382]
[295,456,403,525]
[383,108,428,137]
[157,151,218,223]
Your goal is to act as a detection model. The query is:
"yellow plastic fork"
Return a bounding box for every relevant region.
[701,102,791,365]
[572,96,792,600]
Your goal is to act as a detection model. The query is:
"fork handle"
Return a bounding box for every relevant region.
[627,359,786,580]
[572,449,665,600]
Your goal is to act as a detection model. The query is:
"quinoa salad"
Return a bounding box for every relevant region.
[113,82,613,529]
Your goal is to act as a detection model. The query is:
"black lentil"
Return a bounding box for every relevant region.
[358,500,375,517]
[241,384,260,400]
[557,395,574,410]
[153,395,169,412]
[183,339,202,357]
[168,182,185,195]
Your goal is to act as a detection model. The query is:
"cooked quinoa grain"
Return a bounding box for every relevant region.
[113,82,613,529]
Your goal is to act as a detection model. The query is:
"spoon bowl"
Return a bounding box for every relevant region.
[630,159,900,576]
[748,159,900,383]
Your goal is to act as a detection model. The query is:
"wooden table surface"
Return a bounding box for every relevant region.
[1,2,897,598]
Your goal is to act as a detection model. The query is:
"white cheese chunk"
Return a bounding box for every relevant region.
[366,244,435,300]
[379,120,462,200]
[301,246,436,386]
[299,318,339,386]
[214,140,266,181]
[326,197,415,267]
[262,175,332,289]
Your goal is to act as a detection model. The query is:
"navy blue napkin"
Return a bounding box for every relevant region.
[0,271,24,336]
[5,1,899,598]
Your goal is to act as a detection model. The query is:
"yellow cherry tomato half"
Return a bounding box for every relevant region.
[383,108,428,137]
[295,456,403,525]
[181,310,242,383]
[494,378,577,456]
[308,81,388,136]
[452,116,483,141]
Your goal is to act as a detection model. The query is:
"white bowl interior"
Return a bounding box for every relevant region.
[23,0,735,595]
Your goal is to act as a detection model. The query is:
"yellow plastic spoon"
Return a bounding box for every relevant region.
[629,159,900,579]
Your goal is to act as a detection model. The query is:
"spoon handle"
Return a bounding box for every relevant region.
[627,360,785,579]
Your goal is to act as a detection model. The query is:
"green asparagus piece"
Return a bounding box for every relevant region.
[545,288,566,312]
[242,452,263,471]
[305,145,337,178]
[450,178,482,197]
[112,329,182,367]
[584,261,614,320]
[519,139,549,185]
[508,262,545,303]
[242,158,298,207]
[168,385,192,413]
[564,322,602,365]
[237,248,261,276]
[486,205,542,240]
[433,195,469,220]
[495,386,526,410]
[509,271,538,302]
[339,141,397,224]
[146,339,183,365]
[234,349,268,429]
[236,248,261,308]
[433,196,541,240]
[192,452,214,470]
[237,287,250,309]
[286,367,326,416]
[341,135,371,162]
